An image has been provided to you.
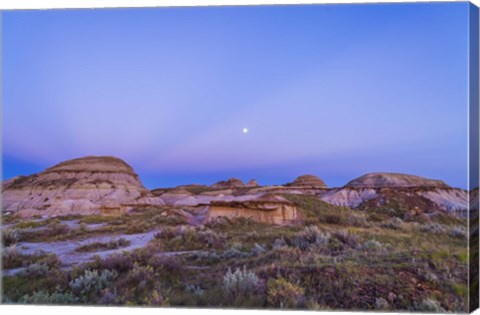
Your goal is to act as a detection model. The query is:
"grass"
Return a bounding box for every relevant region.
[1,195,469,311]
[75,238,131,252]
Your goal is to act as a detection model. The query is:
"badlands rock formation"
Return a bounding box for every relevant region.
[320,173,468,217]
[246,179,259,187]
[207,194,302,225]
[211,178,245,189]
[285,174,328,188]
[2,156,163,217]
[345,173,449,188]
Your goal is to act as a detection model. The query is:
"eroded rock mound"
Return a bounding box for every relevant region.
[211,178,245,189]
[345,173,449,189]
[319,173,467,217]
[246,179,259,187]
[285,174,328,188]
[2,156,163,217]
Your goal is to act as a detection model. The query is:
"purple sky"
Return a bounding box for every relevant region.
[2,3,471,189]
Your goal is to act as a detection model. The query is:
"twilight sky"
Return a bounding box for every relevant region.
[2,3,470,189]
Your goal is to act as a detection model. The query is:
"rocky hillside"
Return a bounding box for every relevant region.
[320,173,468,217]
[2,156,163,217]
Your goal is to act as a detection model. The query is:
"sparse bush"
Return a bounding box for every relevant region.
[196,228,225,248]
[361,239,387,252]
[252,243,266,256]
[223,266,261,297]
[15,220,42,229]
[189,250,221,263]
[20,262,50,277]
[120,263,155,288]
[292,225,330,250]
[19,290,78,304]
[421,223,447,234]
[2,228,20,247]
[246,230,259,241]
[347,214,369,227]
[375,297,390,310]
[450,226,467,238]
[4,250,61,271]
[146,254,183,276]
[267,277,305,308]
[185,284,204,297]
[272,237,288,249]
[380,217,404,230]
[45,222,70,238]
[413,298,446,312]
[332,229,359,248]
[153,225,223,251]
[79,223,88,232]
[75,238,131,252]
[93,252,133,272]
[221,246,252,259]
[69,269,118,298]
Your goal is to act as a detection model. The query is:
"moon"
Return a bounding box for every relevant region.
[243,128,248,134]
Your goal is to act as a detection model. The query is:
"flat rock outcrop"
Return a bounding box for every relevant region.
[2,156,164,217]
[285,174,328,188]
[207,193,302,225]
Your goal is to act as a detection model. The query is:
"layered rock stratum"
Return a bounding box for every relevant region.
[2,157,471,220]
[285,174,328,188]
[344,172,449,188]
[207,194,302,225]
[1,156,163,217]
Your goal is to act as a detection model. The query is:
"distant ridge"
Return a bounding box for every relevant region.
[345,172,450,189]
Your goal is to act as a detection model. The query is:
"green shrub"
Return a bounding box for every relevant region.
[75,238,131,252]
[450,226,467,238]
[20,262,50,277]
[421,223,447,234]
[413,298,446,312]
[92,252,134,272]
[19,290,78,304]
[267,277,305,308]
[120,263,155,288]
[332,229,359,248]
[185,284,204,298]
[292,225,330,250]
[15,220,43,229]
[69,269,118,299]
[361,239,388,252]
[2,228,20,247]
[223,266,261,297]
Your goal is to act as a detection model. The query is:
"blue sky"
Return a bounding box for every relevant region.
[1,2,470,189]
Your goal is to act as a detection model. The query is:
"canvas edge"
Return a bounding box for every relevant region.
[469,1,480,313]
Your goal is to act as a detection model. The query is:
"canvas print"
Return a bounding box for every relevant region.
[1,1,479,313]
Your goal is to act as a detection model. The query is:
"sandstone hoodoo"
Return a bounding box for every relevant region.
[1,156,163,217]
[320,172,468,217]
[207,194,302,225]
[285,174,328,188]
